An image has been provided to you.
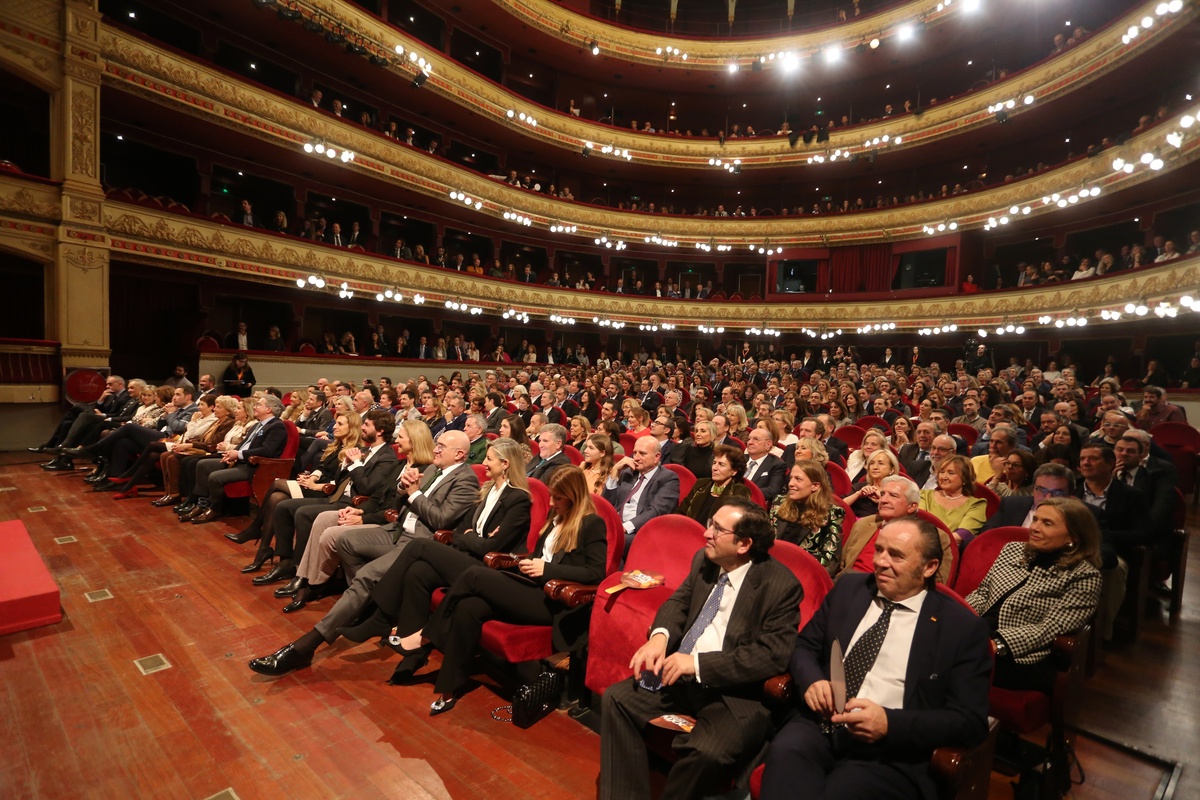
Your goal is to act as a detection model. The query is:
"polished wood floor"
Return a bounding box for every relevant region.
[1,451,1196,800]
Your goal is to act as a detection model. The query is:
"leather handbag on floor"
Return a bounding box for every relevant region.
[492,670,564,729]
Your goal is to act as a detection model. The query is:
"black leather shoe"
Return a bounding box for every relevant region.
[41,457,75,472]
[60,446,88,459]
[84,469,109,484]
[240,547,274,574]
[174,500,194,514]
[190,508,223,524]
[247,643,313,677]
[252,561,296,585]
[151,494,180,507]
[92,480,122,493]
[274,577,305,598]
[223,527,259,544]
[27,443,51,453]
[282,587,311,614]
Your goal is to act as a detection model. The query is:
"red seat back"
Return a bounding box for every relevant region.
[770,540,834,630]
[831,494,856,534]
[563,444,585,465]
[824,461,853,496]
[974,482,1002,518]
[280,420,300,459]
[831,425,864,450]
[727,436,746,451]
[856,415,892,435]
[471,464,489,483]
[952,526,1030,596]
[591,494,627,575]
[742,478,767,509]
[618,433,638,454]
[948,424,979,447]
[664,463,696,499]
[526,478,551,547]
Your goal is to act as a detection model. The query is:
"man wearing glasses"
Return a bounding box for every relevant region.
[979,463,1076,531]
[918,435,959,490]
[599,499,803,800]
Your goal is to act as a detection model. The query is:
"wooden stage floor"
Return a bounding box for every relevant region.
[1,451,1196,800]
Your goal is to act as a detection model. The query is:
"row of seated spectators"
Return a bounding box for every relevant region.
[1010,229,1200,286]
[34,342,1192,793]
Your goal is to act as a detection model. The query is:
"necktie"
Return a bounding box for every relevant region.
[843,598,899,701]
[678,574,731,655]
[421,467,443,491]
[625,474,646,507]
[747,459,759,480]
[918,450,929,462]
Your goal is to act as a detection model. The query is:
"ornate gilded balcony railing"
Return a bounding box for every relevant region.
[242,0,1193,167]
[98,26,1200,250]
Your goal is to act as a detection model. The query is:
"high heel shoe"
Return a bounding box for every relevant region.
[223,526,260,544]
[428,694,458,716]
[240,547,274,574]
[112,486,141,500]
[386,645,432,686]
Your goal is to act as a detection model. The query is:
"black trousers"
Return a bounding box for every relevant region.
[599,677,771,800]
[427,565,555,696]
[371,538,481,634]
[758,714,923,800]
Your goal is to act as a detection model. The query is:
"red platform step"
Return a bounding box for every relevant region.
[0,520,63,636]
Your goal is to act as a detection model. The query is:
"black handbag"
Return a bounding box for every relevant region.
[492,670,564,729]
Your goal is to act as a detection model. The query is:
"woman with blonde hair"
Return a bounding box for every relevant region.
[792,436,829,465]
[844,428,888,484]
[844,448,900,517]
[725,403,750,438]
[395,467,606,714]
[281,389,308,422]
[669,419,717,478]
[770,460,845,575]
[152,395,247,506]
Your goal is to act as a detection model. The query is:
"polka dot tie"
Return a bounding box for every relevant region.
[843,598,898,701]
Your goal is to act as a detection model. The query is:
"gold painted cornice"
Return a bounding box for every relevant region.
[94,28,1200,248]
[284,0,1190,167]
[87,197,1200,331]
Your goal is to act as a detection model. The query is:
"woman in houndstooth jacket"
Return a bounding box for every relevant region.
[966,496,1102,693]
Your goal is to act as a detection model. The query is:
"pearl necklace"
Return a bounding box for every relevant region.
[940,489,964,499]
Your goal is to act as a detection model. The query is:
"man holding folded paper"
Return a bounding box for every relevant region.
[758,516,991,800]
[598,498,802,800]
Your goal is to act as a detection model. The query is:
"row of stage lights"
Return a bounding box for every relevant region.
[502,307,531,323]
[448,190,483,210]
[444,299,483,315]
[638,322,676,331]
[1122,2,1186,45]
[302,139,356,162]
[918,323,959,336]
[594,235,627,250]
[593,317,627,328]
[503,210,533,226]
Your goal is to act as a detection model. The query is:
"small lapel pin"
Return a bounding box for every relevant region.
[930,616,938,622]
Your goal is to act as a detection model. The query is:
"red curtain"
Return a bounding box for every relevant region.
[862,244,895,292]
[830,248,862,292]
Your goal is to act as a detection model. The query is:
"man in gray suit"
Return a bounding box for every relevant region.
[599,499,803,800]
[248,430,478,676]
[603,434,681,554]
[482,391,511,435]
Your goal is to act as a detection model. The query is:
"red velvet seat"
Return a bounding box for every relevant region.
[973,482,1002,519]
[476,494,623,664]
[585,515,708,695]
[664,463,697,500]
[728,436,746,451]
[619,432,638,455]
[226,420,300,504]
[824,461,853,496]
[831,425,864,450]
[951,526,1029,596]
[743,478,768,509]
[947,424,979,448]
[856,415,892,435]
[563,444,584,465]
[470,464,489,483]
[831,495,857,535]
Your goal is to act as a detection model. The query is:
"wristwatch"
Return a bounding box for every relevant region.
[992,636,1009,658]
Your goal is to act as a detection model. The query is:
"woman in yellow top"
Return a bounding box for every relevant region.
[919,454,989,546]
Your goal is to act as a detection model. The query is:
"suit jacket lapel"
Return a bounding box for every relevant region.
[721,561,762,646]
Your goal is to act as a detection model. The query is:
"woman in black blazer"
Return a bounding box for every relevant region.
[337,439,532,653]
[393,467,608,715]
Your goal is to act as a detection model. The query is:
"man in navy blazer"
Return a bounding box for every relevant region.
[603,435,680,554]
[759,517,991,800]
[190,395,289,524]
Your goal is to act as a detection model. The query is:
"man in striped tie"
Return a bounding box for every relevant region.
[598,499,802,800]
[757,517,992,800]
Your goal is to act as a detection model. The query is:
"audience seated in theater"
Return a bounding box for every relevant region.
[837,476,955,585]
[603,434,682,554]
[769,460,846,575]
[676,443,751,524]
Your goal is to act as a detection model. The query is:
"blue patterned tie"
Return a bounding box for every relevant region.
[639,574,730,691]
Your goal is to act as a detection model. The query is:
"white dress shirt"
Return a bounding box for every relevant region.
[847,590,928,709]
[402,461,462,535]
[652,560,752,682]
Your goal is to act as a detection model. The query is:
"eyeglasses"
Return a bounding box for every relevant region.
[1033,485,1069,498]
[706,518,738,538]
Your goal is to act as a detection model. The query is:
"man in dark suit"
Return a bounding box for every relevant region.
[443,396,467,431]
[346,221,366,248]
[448,336,467,361]
[236,199,260,228]
[897,422,937,488]
[759,517,992,800]
[189,395,289,524]
[412,336,431,359]
[784,418,846,469]
[482,391,510,435]
[981,464,1076,532]
[744,427,787,504]
[599,499,803,800]
[527,423,571,481]
[1017,389,1046,426]
[32,373,133,455]
[603,435,681,554]
[327,222,346,247]
[1115,432,1179,542]
[249,430,478,676]
[248,410,402,585]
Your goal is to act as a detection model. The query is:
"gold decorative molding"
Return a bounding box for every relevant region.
[69,86,97,179]
[0,184,60,220]
[67,196,100,223]
[95,198,1200,330]
[282,0,1191,167]
[94,30,1200,246]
